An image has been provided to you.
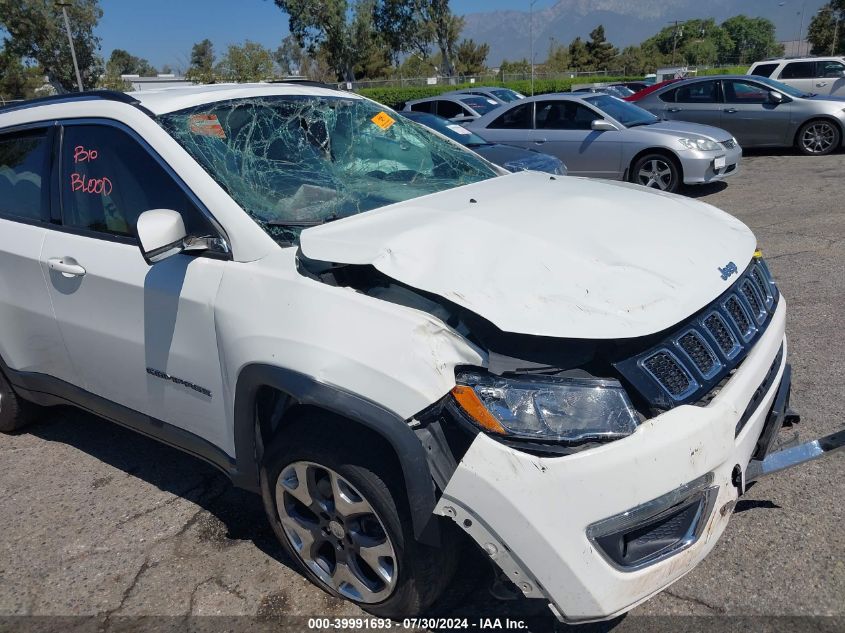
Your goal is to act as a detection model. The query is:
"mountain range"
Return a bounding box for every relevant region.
[460,0,829,65]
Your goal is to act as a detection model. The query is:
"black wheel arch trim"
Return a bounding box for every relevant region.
[233,364,441,545]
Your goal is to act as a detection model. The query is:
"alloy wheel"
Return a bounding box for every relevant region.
[801,122,836,154]
[275,461,398,603]
[637,158,674,190]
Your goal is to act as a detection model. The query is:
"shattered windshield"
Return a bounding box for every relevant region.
[158,95,497,244]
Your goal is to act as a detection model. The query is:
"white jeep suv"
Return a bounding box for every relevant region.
[0,84,841,623]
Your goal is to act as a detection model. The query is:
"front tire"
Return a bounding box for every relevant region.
[259,418,456,618]
[630,153,681,193]
[0,370,37,433]
[796,119,841,156]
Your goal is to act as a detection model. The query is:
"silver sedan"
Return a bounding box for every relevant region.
[633,74,845,155]
[467,93,741,192]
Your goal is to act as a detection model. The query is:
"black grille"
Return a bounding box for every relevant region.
[703,313,737,357]
[615,259,779,408]
[725,295,752,338]
[741,280,765,323]
[643,352,693,397]
[678,331,717,377]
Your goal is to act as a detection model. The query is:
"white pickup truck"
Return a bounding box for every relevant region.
[0,84,841,622]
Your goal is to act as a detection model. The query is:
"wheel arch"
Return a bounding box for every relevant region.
[232,363,441,544]
[627,146,684,183]
[793,116,844,148]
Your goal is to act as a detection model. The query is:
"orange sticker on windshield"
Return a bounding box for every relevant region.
[371,111,396,130]
[189,114,226,138]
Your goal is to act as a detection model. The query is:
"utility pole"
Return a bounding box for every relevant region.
[669,20,683,66]
[56,2,84,92]
[529,0,537,95]
[797,2,807,56]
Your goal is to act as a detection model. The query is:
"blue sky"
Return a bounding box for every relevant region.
[98,1,559,71]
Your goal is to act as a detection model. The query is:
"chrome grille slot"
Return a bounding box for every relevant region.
[751,265,774,309]
[724,294,755,341]
[676,330,720,379]
[641,350,698,399]
[703,312,740,359]
[721,139,736,149]
[740,279,766,324]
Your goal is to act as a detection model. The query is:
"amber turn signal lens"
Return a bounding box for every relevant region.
[753,248,763,259]
[451,385,506,434]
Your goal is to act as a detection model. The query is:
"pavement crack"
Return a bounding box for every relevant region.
[662,588,724,613]
[101,556,153,629]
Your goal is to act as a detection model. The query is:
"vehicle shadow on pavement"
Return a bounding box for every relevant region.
[25,407,627,631]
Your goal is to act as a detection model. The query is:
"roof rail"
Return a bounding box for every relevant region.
[0,90,148,115]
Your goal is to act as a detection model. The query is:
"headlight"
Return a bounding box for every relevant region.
[677,138,721,152]
[451,371,640,444]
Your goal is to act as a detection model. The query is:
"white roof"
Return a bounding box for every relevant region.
[129,83,360,115]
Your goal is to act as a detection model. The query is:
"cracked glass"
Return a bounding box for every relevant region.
[158,96,497,245]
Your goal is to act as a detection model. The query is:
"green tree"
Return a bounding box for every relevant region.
[415,1,462,77]
[274,34,308,75]
[215,41,275,82]
[398,52,441,78]
[643,18,734,65]
[721,15,782,64]
[544,42,570,73]
[100,49,157,90]
[682,39,718,65]
[455,38,488,75]
[0,0,103,91]
[568,37,590,71]
[274,0,384,82]
[616,45,652,75]
[187,38,215,83]
[586,25,617,70]
[499,58,531,76]
[0,48,46,100]
[808,2,845,55]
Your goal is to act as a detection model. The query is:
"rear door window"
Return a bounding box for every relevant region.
[488,102,533,129]
[674,81,719,103]
[0,128,51,222]
[658,88,678,102]
[435,100,465,119]
[750,63,779,78]
[779,61,815,79]
[410,101,434,113]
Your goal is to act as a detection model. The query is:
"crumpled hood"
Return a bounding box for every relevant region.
[648,120,733,141]
[300,171,756,340]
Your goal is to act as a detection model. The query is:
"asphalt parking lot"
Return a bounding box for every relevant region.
[0,150,843,632]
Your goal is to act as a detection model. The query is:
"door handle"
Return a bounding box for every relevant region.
[816,82,828,87]
[723,108,738,114]
[667,107,682,113]
[533,138,547,144]
[48,257,86,277]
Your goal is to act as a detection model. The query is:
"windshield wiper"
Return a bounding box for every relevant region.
[266,216,338,228]
[627,120,657,127]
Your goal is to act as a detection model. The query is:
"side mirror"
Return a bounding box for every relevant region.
[591,119,617,131]
[768,90,785,104]
[137,209,187,264]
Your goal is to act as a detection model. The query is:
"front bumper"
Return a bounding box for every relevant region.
[679,144,742,184]
[435,298,842,622]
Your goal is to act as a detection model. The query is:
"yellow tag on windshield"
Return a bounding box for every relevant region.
[371,111,396,130]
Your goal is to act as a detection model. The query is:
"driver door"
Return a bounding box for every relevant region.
[42,120,232,452]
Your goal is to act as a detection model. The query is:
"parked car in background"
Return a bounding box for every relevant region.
[626,78,683,102]
[635,74,845,155]
[444,86,525,105]
[401,111,566,175]
[611,81,650,93]
[748,57,845,97]
[573,85,635,98]
[402,94,499,122]
[467,93,740,192]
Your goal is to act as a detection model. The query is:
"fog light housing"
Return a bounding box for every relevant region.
[586,474,719,571]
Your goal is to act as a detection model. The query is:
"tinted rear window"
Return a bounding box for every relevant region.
[780,61,815,79]
[460,96,497,114]
[750,63,779,78]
